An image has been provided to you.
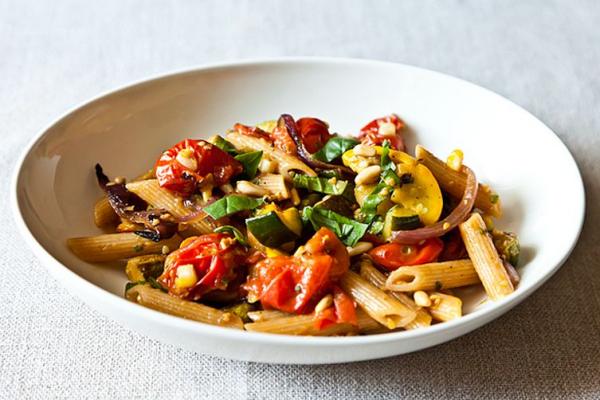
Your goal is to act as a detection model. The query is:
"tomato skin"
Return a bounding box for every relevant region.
[439,229,468,261]
[358,114,406,151]
[271,124,298,155]
[244,228,350,314]
[296,118,332,153]
[159,233,246,300]
[233,123,272,141]
[368,238,444,271]
[155,139,242,197]
[314,286,357,329]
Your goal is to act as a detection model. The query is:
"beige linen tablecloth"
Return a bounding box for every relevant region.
[1,0,598,398]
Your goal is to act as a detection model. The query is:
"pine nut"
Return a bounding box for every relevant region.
[413,291,432,307]
[314,294,334,313]
[346,241,374,257]
[354,165,381,185]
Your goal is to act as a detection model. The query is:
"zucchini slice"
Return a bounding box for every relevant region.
[382,206,423,240]
[245,211,299,248]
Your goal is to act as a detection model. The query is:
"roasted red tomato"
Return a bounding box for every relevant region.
[296,117,332,153]
[233,123,272,141]
[159,233,247,300]
[271,123,297,155]
[439,229,468,261]
[358,114,406,151]
[244,228,350,314]
[368,238,444,271]
[155,139,242,197]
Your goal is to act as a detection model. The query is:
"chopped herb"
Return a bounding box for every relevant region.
[313,135,359,162]
[147,277,167,292]
[203,195,264,219]
[125,281,142,293]
[302,206,368,247]
[292,174,349,196]
[214,225,249,247]
[234,151,263,179]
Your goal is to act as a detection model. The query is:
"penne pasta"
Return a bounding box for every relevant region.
[355,308,389,334]
[385,259,480,292]
[126,179,217,235]
[93,197,119,227]
[254,173,290,200]
[359,259,432,329]
[247,310,290,323]
[415,145,502,217]
[67,233,181,263]
[427,291,463,322]
[459,213,514,301]
[340,271,416,329]
[126,285,243,329]
[226,131,316,177]
[244,314,356,336]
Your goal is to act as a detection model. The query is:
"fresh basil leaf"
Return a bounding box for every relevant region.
[293,174,349,196]
[380,139,396,172]
[212,135,238,155]
[302,206,368,247]
[314,136,359,162]
[147,277,167,292]
[234,151,262,179]
[203,195,264,219]
[361,183,390,214]
[214,225,249,247]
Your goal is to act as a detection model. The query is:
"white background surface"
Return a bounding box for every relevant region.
[1,1,599,398]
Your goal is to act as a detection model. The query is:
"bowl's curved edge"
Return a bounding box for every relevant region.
[10,57,587,364]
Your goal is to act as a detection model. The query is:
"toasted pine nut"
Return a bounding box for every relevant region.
[314,294,334,313]
[353,144,377,157]
[354,165,381,185]
[236,180,269,197]
[346,241,374,257]
[220,183,234,194]
[413,291,431,307]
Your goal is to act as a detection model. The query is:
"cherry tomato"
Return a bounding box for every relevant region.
[314,286,357,330]
[296,117,332,153]
[368,238,444,271]
[358,114,406,151]
[159,233,247,300]
[233,123,272,141]
[244,228,350,314]
[155,139,242,197]
[439,229,468,261]
[271,123,298,155]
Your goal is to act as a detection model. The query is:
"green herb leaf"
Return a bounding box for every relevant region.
[147,277,166,291]
[313,136,359,162]
[380,140,396,172]
[302,206,368,247]
[212,135,238,155]
[125,281,142,294]
[234,151,263,179]
[292,174,349,196]
[203,195,264,220]
[214,225,249,247]
[361,183,390,214]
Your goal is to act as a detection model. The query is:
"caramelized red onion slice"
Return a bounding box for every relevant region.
[390,166,478,244]
[177,197,219,223]
[279,114,355,178]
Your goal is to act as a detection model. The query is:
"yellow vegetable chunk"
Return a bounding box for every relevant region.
[390,163,442,225]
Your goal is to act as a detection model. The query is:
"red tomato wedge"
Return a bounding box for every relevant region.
[296,117,332,153]
[358,114,406,151]
[368,238,444,271]
[155,139,242,197]
[244,228,350,314]
[159,233,247,300]
[314,286,357,330]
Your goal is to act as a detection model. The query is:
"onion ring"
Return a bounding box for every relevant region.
[390,166,478,244]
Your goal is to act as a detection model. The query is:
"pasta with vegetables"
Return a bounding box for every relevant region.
[68,113,520,335]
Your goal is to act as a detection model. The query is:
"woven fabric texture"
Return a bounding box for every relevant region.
[1,0,599,398]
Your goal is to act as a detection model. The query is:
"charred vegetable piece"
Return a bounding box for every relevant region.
[382,206,423,240]
[492,229,520,266]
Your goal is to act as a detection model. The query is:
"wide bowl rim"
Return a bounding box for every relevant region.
[11,56,586,349]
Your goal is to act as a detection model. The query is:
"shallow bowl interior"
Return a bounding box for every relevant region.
[13,58,584,364]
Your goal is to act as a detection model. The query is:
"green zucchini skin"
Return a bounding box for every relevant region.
[382,206,423,240]
[245,211,298,248]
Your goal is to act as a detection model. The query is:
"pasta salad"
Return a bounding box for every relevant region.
[68,114,520,335]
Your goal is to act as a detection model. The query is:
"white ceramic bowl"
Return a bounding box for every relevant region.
[12,58,585,364]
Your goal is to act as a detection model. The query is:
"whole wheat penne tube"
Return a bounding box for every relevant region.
[355,308,389,334]
[359,260,432,329]
[385,259,480,292]
[93,197,119,227]
[126,285,243,329]
[340,271,416,329]
[427,291,462,322]
[226,131,316,177]
[415,145,501,217]
[67,233,182,263]
[254,173,290,200]
[244,314,356,336]
[459,213,514,300]
[126,179,216,235]
[247,310,290,323]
